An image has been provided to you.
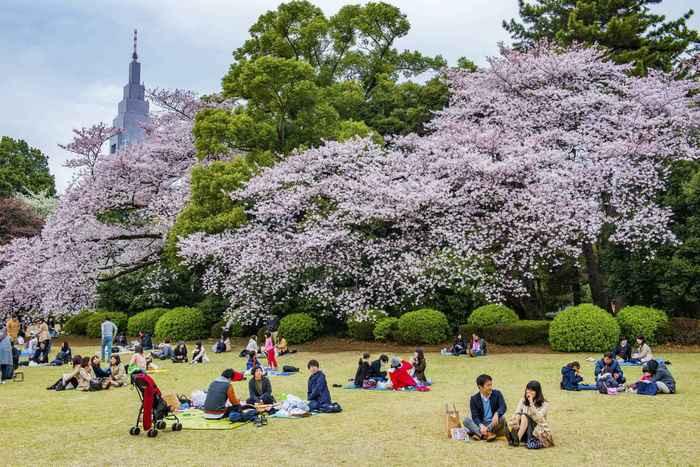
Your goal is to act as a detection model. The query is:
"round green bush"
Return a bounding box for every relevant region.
[127,308,169,336]
[278,313,318,344]
[154,307,208,341]
[616,306,668,344]
[549,304,620,352]
[467,304,519,327]
[373,317,399,341]
[397,308,450,344]
[63,310,94,336]
[85,311,128,338]
[347,309,387,341]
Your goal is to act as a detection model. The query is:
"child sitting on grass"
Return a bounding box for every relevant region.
[560,361,597,391]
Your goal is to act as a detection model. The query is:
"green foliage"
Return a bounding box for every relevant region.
[85,311,128,339]
[616,306,668,344]
[467,304,519,327]
[196,295,229,327]
[503,0,700,75]
[373,317,399,342]
[278,313,318,344]
[657,318,700,345]
[549,304,619,352]
[397,308,450,344]
[154,307,209,341]
[127,308,169,336]
[63,311,94,336]
[95,265,203,315]
[459,320,550,346]
[211,317,244,338]
[346,309,387,341]
[193,0,447,160]
[0,136,55,197]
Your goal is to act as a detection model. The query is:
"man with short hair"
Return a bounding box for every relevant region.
[463,374,508,442]
[203,369,242,419]
[594,352,625,384]
[307,359,332,411]
[100,316,117,362]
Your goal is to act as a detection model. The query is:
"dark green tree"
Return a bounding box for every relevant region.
[0,136,55,197]
[194,1,448,159]
[504,0,699,75]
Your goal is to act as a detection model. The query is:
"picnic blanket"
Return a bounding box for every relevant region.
[147,368,169,374]
[343,384,430,391]
[267,370,295,377]
[177,409,248,430]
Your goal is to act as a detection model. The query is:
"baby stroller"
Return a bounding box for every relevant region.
[129,371,182,437]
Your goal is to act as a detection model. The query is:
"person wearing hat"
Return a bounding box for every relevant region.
[387,356,416,390]
[645,360,676,394]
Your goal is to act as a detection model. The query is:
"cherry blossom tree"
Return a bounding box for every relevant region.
[180,43,700,324]
[0,90,205,317]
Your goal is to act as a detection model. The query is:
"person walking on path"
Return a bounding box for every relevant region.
[100,316,117,363]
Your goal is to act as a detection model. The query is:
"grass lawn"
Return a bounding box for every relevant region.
[1,339,698,466]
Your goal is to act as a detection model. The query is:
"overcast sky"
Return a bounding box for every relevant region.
[1,0,698,193]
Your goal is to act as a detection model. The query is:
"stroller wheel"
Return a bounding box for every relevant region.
[156,421,166,430]
[172,423,182,432]
[147,428,158,438]
[129,427,140,436]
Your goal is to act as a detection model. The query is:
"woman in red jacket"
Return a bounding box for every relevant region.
[388,357,416,390]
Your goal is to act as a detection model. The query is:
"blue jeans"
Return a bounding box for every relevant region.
[101,336,113,362]
[576,383,598,390]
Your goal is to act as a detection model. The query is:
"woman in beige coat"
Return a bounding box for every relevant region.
[109,355,127,387]
[506,380,553,449]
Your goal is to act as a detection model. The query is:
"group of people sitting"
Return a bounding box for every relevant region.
[202,359,339,423]
[560,336,676,395]
[442,333,487,357]
[49,354,127,391]
[461,374,553,449]
[349,349,429,390]
[149,339,205,364]
[241,333,294,372]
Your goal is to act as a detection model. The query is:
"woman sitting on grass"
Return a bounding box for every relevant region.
[506,381,554,449]
[442,334,467,356]
[368,354,389,380]
[50,341,72,366]
[352,352,372,388]
[61,355,83,389]
[247,366,274,404]
[109,355,127,387]
[560,361,597,391]
[91,355,110,378]
[129,344,148,372]
[629,336,653,364]
[172,342,188,363]
[191,341,209,364]
[78,356,110,391]
[411,348,428,385]
[468,333,487,357]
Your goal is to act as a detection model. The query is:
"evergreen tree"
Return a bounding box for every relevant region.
[504,0,699,74]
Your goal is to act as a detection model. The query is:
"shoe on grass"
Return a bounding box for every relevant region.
[471,434,482,441]
[485,432,497,442]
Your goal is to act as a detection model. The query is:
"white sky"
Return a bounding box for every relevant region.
[1,0,697,193]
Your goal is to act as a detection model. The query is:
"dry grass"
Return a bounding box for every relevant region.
[1,340,698,466]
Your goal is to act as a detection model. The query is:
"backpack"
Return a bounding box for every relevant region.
[637,381,658,396]
[318,402,342,413]
[362,379,377,389]
[282,365,299,373]
[228,408,258,422]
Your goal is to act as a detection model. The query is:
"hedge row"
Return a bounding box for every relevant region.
[459,320,550,346]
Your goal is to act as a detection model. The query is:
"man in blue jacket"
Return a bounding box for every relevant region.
[307,359,332,411]
[463,374,507,441]
[594,352,625,384]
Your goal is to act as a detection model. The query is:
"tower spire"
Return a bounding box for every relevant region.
[132,29,138,61]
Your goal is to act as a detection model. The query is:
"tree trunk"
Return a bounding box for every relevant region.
[571,264,582,305]
[582,242,609,310]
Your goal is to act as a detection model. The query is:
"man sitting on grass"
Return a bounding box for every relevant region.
[463,374,507,442]
[307,359,332,411]
[594,352,625,385]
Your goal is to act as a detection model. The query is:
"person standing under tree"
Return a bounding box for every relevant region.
[100,316,117,363]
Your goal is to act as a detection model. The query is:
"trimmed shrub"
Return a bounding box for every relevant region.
[397,308,450,344]
[86,311,128,338]
[127,308,169,336]
[154,307,208,341]
[549,304,619,352]
[63,310,94,336]
[347,309,387,341]
[373,317,400,342]
[459,320,550,346]
[616,306,668,344]
[278,313,318,344]
[467,304,519,327]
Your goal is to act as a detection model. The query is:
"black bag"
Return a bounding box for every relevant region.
[89,379,103,391]
[282,365,299,373]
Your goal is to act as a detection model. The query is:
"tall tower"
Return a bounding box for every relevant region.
[110,29,150,154]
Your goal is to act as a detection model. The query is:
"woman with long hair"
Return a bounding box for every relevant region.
[109,354,127,387]
[506,381,553,449]
[411,348,428,384]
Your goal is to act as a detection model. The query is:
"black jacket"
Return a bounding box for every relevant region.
[469,390,507,427]
[368,359,386,378]
[613,343,631,361]
[248,376,273,402]
[354,360,371,386]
